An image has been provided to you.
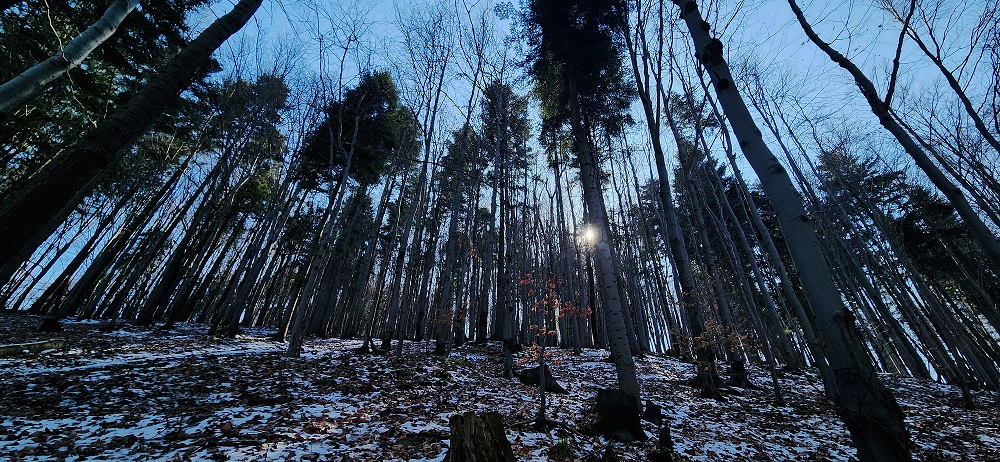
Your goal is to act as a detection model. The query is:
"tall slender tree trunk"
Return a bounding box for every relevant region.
[356,168,401,350]
[622,21,719,392]
[567,74,640,402]
[0,0,263,272]
[673,2,911,460]
[59,155,202,319]
[28,189,134,315]
[742,83,843,380]
[701,89,806,370]
[222,176,298,336]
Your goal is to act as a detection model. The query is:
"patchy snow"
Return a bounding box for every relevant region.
[1,313,997,461]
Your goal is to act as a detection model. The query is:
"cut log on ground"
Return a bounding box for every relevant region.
[445,411,515,462]
[0,339,65,357]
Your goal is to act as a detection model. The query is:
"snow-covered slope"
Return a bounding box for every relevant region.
[1,314,996,461]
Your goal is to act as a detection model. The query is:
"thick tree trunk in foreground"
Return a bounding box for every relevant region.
[0,0,139,116]
[672,2,911,461]
[444,411,514,462]
[595,388,647,442]
[0,0,263,272]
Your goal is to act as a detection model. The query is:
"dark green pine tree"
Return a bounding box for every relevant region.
[893,186,1000,338]
[296,71,404,191]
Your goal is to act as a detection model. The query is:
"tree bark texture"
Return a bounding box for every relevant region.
[444,411,515,462]
[673,2,911,460]
[0,0,139,116]
[568,74,641,402]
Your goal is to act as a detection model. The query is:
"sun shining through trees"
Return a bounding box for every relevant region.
[0,0,999,460]
[582,225,597,245]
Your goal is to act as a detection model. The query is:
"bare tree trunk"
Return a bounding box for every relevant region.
[788,0,1000,269]
[58,153,200,319]
[357,166,402,350]
[673,2,911,460]
[699,86,804,369]
[0,0,139,116]
[222,177,298,336]
[0,0,263,272]
[434,80,482,355]
[135,157,240,325]
[622,14,717,393]
[26,192,133,315]
[567,74,640,402]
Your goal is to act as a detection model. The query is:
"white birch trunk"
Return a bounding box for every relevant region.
[0,0,140,116]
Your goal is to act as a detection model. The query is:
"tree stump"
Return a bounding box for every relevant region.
[728,361,760,390]
[642,400,663,426]
[445,411,515,462]
[518,365,569,394]
[648,424,674,462]
[688,363,726,400]
[594,389,646,442]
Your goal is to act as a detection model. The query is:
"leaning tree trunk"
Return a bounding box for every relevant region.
[0,0,139,117]
[697,85,805,370]
[52,151,197,318]
[672,2,911,461]
[27,189,134,316]
[434,67,481,355]
[742,85,845,381]
[0,0,263,273]
[221,175,297,336]
[786,0,1000,270]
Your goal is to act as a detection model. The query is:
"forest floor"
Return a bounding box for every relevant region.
[0,313,997,462]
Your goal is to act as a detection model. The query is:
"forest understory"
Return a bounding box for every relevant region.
[0,313,996,462]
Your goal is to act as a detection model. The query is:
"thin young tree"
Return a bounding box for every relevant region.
[526,0,641,409]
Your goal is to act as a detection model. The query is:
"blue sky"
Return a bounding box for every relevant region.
[190,0,995,204]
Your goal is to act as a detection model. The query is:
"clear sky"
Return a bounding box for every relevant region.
[190,0,995,207]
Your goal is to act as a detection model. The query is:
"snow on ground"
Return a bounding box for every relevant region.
[1,313,997,461]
